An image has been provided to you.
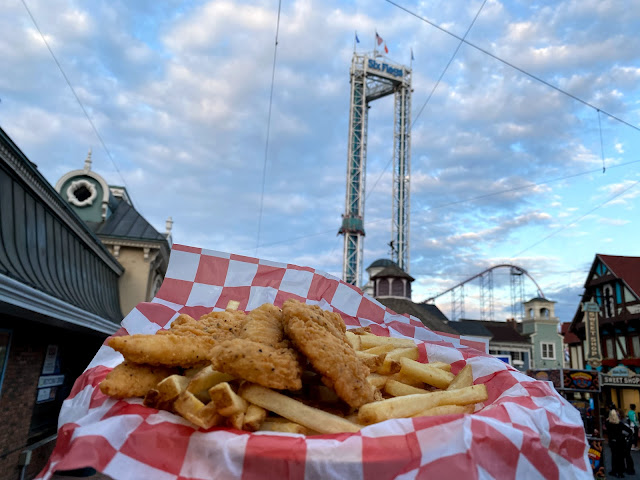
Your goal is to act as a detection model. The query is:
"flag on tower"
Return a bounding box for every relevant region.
[355,32,360,43]
[375,31,383,46]
[411,48,414,61]
[384,43,389,54]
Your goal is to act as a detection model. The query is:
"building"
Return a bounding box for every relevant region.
[444,297,564,372]
[567,254,640,412]
[0,127,123,479]
[55,152,171,317]
[521,297,564,370]
[364,259,458,335]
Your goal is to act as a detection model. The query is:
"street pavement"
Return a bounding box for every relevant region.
[602,443,640,479]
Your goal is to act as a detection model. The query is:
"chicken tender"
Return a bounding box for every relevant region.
[282,299,375,408]
[240,303,287,348]
[100,361,177,399]
[160,311,246,341]
[108,334,215,367]
[209,338,303,391]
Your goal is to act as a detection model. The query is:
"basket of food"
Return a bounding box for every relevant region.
[37,244,590,479]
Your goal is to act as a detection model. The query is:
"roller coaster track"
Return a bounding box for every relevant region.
[422,264,545,321]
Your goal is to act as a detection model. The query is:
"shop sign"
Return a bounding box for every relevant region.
[563,370,599,391]
[601,374,640,386]
[42,344,58,375]
[36,387,57,404]
[38,374,64,388]
[582,302,602,368]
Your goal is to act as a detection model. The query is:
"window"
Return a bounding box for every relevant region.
[605,338,614,359]
[633,336,640,358]
[541,342,555,360]
[0,330,11,396]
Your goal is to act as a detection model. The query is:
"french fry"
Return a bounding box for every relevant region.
[187,366,234,397]
[174,391,223,429]
[384,379,431,397]
[227,411,245,430]
[209,382,248,416]
[388,371,425,388]
[144,374,190,409]
[447,364,473,390]
[239,384,361,434]
[243,405,267,432]
[366,373,389,389]
[412,404,475,417]
[226,300,240,311]
[345,331,362,351]
[356,351,385,372]
[399,358,455,389]
[259,420,307,435]
[363,344,396,355]
[378,347,419,374]
[358,384,488,424]
[428,362,452,372]
[360,336,416,349]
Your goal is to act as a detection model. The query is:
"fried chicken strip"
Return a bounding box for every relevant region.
[209,338,303,391]
[160,311,246,341]
[100,361,177,398]
[240,303,287,348]
[282,299,376,408]
[108,334,215,367]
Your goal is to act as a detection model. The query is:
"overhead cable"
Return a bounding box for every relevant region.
[255,0,283,255]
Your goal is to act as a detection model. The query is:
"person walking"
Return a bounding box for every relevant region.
[621,415,636,475]
[628,404,639,450]
[607,407,628,478]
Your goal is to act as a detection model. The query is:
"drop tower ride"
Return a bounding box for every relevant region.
[339,51,412,286]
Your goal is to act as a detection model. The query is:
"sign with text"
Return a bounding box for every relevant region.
[582,301,602,368]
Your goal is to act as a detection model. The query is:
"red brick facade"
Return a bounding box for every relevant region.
[0,315,105,480]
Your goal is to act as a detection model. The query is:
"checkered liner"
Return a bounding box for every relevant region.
[37,245,590,480]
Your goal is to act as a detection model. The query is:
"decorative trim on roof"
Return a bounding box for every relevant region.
[0,130,122,274]
[0,273,119,335]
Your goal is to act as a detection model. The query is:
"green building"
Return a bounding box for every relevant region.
[521,297,564,369]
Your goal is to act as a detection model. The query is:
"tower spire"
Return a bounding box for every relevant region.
[83,148,92,172]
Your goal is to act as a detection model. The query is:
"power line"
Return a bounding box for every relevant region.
[367,0,487,202]
[256,0,283,255]
[21,0,131,193]
[384,0,640,134]
[412,0,487,127]
[248,159,640,251]
[510,179,640,258]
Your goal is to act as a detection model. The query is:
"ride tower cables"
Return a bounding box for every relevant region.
[339,51,412,286]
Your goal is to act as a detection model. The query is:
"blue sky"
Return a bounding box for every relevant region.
[1,0,640,324]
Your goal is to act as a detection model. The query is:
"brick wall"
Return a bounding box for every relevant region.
[0,316,106,480]
[0,323,45,480]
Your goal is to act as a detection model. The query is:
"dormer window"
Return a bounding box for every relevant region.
[67,179,97,207]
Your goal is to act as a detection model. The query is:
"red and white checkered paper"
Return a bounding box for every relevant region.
[38,245,590,480]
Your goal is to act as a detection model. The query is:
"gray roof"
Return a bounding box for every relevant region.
[89,199,167,243]
[447,320,493,337]
[368,258,398,269]
[371,264,415,281]
[376,298,458,334]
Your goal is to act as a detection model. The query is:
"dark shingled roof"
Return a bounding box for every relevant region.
[88,199,167,242]
[371,264,415,281]
[368,259,398,269]
[451,319,530,343]
[448,320,493,338]
[375,298,458,334]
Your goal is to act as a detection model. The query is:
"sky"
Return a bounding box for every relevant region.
[1,0,640,325]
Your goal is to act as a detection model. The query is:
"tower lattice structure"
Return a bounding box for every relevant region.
[339,52,412,286]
